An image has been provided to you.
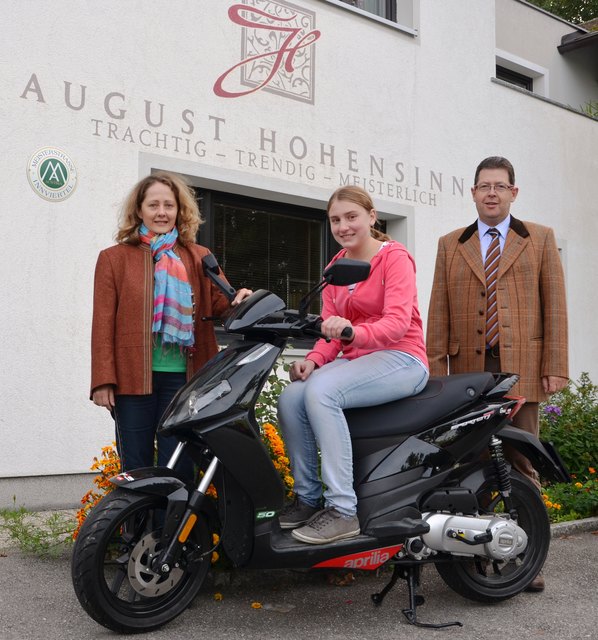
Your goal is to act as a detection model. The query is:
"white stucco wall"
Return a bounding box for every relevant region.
[496,0,598,107]
[1,0,597,499]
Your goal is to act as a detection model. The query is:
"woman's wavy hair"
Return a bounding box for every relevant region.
[326,186,391,242]
[116,172,203,246]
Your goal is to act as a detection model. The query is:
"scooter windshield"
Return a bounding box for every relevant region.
[225,289,286,333]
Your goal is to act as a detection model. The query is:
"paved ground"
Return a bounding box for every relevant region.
[0,518,597,640]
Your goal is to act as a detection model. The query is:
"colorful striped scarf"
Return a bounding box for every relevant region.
[139,224,194,348]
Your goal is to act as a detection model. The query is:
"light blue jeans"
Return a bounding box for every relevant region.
[278,350,429,516]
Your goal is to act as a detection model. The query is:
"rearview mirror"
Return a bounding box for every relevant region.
[298,258,371,319]
[323,258,371,286]
[201,254,236,301]
[202,252,220,275]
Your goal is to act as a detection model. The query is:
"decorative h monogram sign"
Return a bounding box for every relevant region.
[214,0,320,102]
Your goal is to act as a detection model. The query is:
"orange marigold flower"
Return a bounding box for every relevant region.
[206,484,218,499]
[260,421,294,502]
[214,593,223,601]
[251,602,262,609]
[73,442,121,541]
[575,482,583,489]
[589,467,596,474]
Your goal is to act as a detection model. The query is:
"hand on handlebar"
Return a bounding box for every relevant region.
[231,288,253,306]
[320,316,354,341]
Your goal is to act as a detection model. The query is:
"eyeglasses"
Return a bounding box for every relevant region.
[474,183,514,193]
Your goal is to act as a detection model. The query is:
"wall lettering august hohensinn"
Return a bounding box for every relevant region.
[19,73,465,206]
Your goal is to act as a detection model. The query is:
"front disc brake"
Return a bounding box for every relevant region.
[128,532,184,597]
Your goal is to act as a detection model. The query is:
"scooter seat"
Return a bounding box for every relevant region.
[345,372,495,439]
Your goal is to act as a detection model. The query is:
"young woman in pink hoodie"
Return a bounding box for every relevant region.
[278,186,429,545]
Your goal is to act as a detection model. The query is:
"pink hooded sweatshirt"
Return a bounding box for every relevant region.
[306,241,428,369]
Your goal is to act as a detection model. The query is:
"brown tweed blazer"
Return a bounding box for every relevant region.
[426,217,568,403]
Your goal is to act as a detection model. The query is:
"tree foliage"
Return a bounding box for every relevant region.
[527,0,598,24]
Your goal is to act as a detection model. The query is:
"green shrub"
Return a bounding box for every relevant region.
[538,373,598,522]
[539,372,598,478]
[254,360,290,425]
[542,469,598,522]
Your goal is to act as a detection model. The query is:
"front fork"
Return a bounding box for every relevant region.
[153,445,220,575]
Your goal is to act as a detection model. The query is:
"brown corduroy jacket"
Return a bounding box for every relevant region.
[91,242,231,396]
[426,217,568,403]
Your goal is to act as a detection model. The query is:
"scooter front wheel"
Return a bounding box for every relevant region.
[434,471,550,603]
[71,488,211,633]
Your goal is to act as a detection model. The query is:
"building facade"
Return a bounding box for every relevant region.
[1,0,597,507]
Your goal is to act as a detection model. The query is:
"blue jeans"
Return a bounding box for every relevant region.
[114,371,194,481]
[278,351,429,516]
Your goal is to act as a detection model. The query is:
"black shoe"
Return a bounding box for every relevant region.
[525,571,545,593]
[279,498,320,529]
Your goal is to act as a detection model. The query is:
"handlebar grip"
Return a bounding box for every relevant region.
[340,326,354,340]
[304,319,330,342]
[308,320,353,342]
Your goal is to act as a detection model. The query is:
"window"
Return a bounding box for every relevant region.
[328,0,417,33]
[195,190,339,317]
[495,51,548,97]
[192,186,386,344]
[496,65,534,91]
[339,0,397,21]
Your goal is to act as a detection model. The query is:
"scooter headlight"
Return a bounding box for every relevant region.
[187,380,232,417]
[160,379,232,430]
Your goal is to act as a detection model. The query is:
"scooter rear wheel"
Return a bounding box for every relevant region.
[435,471,550,603]
[71,488,211,633]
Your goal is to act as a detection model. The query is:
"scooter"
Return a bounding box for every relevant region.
[72,256,569,633]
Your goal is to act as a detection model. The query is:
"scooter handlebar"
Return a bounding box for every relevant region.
[304,319,354,342]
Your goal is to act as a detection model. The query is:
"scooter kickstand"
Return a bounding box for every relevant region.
[401,566,462,629]
[371,565,463,629]
[371,565,401,606]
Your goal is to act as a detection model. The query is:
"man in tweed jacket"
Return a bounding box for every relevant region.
[427,157,568,592]
[426,156,568,490]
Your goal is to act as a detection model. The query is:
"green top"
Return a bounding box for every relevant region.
[152,335,188,372]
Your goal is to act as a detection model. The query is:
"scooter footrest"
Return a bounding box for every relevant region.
[368,518,430,539]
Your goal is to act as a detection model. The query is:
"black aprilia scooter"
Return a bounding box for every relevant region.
[72,256,569,633]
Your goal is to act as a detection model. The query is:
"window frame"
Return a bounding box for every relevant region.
[321,0,418,35]
[338,0,397,22]
[495,49,548,97]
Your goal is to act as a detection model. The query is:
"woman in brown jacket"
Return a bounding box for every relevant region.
[91,172,250,478]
